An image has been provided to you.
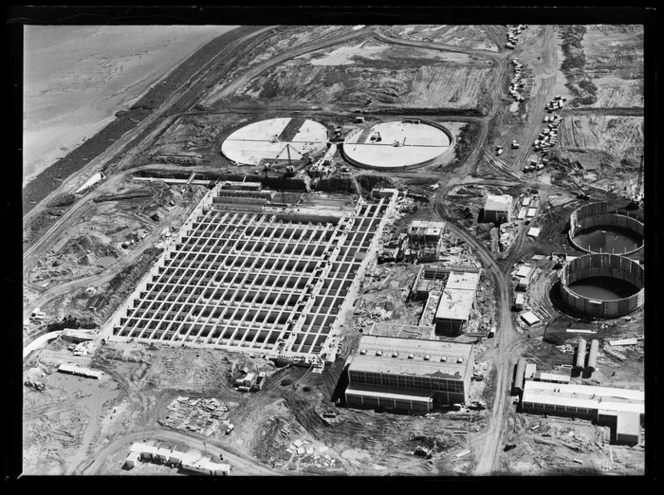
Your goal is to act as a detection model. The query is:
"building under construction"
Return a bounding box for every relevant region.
[404,220,446,262]
[434,270,482,335]
[107,183,397,362]
[344,334,475,412]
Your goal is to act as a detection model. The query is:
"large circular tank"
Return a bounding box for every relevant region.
[221,117,329,166]
[569,202,644,255]
[559,253,644,319]
[341,119,453,170]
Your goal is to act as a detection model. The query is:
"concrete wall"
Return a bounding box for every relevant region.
[560,254,644,318]
[340,120,455,171]
[569,202,644,254]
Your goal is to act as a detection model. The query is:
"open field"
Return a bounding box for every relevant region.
[232,39,495,111]
[580,25,644,108]
[557,115,643,160]
[381,25,503,52]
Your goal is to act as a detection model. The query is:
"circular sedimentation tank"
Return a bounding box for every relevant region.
[559,253,644,319]
[341,119,453,170]
[569,202,644,255]
[221,117,329,166]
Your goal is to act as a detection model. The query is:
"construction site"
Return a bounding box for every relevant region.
[21,20,648,478]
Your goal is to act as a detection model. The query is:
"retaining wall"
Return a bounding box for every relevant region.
[559,253,644,318]
[341,119,454,171]
[569,202,644,254]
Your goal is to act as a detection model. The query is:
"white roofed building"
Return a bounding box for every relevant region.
[345,335,475,412]
[484,194,513,224]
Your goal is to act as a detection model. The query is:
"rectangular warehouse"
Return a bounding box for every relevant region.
[521,380,644,444]
[484,194,513,223]
[345,335,475,412]
[434,271,481,335]
[108,184,396,360]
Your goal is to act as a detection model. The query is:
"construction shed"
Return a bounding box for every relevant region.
[57,363,103,380]
[484,194,513,224]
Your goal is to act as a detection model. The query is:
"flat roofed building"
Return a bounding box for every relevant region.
[57,363,103,380]
[434,289,475,335]
[369,322,435,340]
[345,335,474,411]
[484,194,513,223]
[445,271,481,292]
[408,220,446,242]
[533,371,571,384]
[521,380,644,444]
[434,271,480,336]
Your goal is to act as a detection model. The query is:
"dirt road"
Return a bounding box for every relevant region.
[82,427,282,476]
[203,27,371,106]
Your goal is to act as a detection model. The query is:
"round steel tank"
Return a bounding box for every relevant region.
[569,202,643,255]
[559,253,644,319]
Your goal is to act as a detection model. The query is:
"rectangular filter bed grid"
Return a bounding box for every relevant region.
[111,184,395,358]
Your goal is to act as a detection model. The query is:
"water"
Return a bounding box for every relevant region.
[23,25,235,186]
[573,227,642,254]
[569,276,639,300]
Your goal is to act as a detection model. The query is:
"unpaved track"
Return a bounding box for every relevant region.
[82,427,282,476]
[204,28,371,105]
[427,26,562,475]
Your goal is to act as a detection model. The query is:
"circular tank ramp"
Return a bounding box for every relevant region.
[341,120,453,170]
[221,117,329,166]
[559,253,644,319]
[569,202,644,255]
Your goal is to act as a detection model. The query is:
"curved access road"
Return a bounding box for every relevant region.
[81,427,283,476]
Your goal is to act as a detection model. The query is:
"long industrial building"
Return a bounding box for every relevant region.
[107,183,397,362]
[344,334,475,412]
[521,380,644,444]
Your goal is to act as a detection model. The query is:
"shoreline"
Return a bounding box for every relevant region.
[22,26,257,217]
[23,26,235,190]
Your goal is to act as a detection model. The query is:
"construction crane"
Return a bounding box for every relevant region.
[264,143,298,177]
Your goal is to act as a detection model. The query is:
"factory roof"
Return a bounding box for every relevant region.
[533,371,571,383]
[435,287,475,322]
[614,411,641,438]
[349,335,473,380]
[408,220,446,237]
[522,381,644,415]
[516,265,534,278]
[445,271,481,292]
[485,194,513,212]
[346,383,435,403]
[369,323,436,340]
[520,311,540,326]
[57,362,103,379]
